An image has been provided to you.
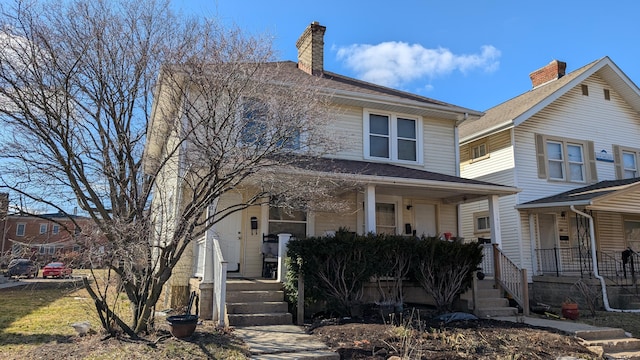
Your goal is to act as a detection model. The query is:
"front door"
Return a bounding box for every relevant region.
[538,213,560,273]
[414,203,437,237]
[213,193,242,272]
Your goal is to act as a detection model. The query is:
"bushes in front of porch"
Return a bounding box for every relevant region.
[285,230,483,319]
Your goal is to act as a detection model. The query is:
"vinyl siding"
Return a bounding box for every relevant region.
[514,75,640,203]
[423,118,458,175]
[330,105,364,161]
[313,192,359,236]
[595,212,625,253]
[460,129,515,186]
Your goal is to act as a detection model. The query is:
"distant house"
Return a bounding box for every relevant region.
[0,197,105,267]
[145,22,518,322]
[459,57,640,307]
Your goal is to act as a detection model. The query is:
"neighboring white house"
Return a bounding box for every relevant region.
[459,57,640,307]
[145,22,519,319]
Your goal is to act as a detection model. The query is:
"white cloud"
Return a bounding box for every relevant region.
[336,42,501,88]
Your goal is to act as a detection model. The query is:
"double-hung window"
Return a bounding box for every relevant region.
[614,145,640,179]
[241,98,301,150]
[39,223,48,234]
[365,110,422,163]
[474,212,490,234]
[16,223,25,236]
[536,134,594,183]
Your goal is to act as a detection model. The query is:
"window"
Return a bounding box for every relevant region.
[613,145,640,179]
[364,110,422,163]
[375,203,397,234]
[623,151,639,178]
[625,219,640,252]
[268,204,307,239]
[471,142,487,160]
[474,212,490,234]
[52,225,59,234]
[39,223,48,234]
[581,84,589,96]
[241,98,300,150]
[536,134,595,183]
[604,89,610,100]
[16,223,25,236]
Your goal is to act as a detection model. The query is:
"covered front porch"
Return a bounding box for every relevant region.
[517,178,640,309]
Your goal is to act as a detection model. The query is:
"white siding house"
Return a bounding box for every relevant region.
[459,58,640,308]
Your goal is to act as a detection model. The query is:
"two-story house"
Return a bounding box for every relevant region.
[459,57,640,308]
[146,22,519,323]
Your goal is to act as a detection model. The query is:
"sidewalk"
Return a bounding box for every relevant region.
[233,325,339,360]
[494,315,618,335]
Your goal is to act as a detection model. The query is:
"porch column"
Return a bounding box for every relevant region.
[202,201,218,283]
[488,195,502,247]
[277,233,291,283]
[364,184,376,234]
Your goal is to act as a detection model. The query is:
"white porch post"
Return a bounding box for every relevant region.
[203,200,218,283]
[277,233,291,282]
[529,213,538,275]
[488,195,502,247]
[364,184,376,234]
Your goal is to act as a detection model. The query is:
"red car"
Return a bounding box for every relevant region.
[42,262,73,279]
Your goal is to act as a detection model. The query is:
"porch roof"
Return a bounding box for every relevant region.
[279,156,519,203]
[516,177,640,212]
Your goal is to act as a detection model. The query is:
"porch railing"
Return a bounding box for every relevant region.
[489,244,529,315]
[535,246,639,287]
[212,237,227,327]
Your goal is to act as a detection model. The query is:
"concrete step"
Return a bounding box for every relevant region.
[581,338,640,353]
[227,301,289,314]
[575,328,628,341]
[476,307,517,317]
[226,279,283,292]
[251,350,340,359]
[476,280,497,290]
[476,297,509,308]
[603,350,640,360]
[228,312,293,326]
[226,290,285,303]
[477,288,501,298]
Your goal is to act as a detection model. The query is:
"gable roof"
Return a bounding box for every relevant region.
[459,56,640,142]
[263,61,482,122]
[516,177,640,212]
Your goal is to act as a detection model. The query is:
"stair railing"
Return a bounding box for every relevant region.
[492,244,529,315]
[212,236,228,327]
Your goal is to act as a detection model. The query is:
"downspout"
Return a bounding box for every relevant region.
[570,205,640,313]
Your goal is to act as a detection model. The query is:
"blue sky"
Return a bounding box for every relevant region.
[173,0,640,111]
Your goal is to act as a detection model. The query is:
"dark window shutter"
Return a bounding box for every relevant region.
[535,134,547,179]
[613,145,622,179]
[586,141,597,183]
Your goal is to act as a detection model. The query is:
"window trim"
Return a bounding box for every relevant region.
[52,225,60,235]
[473,211,491,234]
[471,142,488,160]
[363,109,423,165]
[613,145,640,179]
[16,223,25,237]
[39,223,48,234]
[535,134,595,184]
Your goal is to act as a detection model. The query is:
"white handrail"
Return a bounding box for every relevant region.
[212,236,227,327]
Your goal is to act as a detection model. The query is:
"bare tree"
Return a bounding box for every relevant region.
[0,0,339,336]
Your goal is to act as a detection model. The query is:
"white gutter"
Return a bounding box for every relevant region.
[570,205,640,313]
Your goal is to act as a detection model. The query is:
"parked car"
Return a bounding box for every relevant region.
[42,262,73,279]
[7,259,39,278]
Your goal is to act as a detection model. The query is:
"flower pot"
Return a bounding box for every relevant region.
[561,303,579,320]
[167,314,198,338]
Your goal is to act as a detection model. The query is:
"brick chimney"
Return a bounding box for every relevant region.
[529,60,567,87]
[296,21,326,75]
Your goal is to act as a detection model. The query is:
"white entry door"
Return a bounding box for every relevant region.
[213,193,242,272]
[414,203,437,237]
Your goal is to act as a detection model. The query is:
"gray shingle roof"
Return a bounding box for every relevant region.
[518,177,640,207]
[458,59,601,140]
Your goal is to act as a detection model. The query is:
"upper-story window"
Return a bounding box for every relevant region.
[39,223,48,234]
[52,225,60,234]
[471,142,488,160]
[535,134,595,184]
[364,110,422,164]
[241,98,300,150]
[16,223,25,236]
[613,145,640,179]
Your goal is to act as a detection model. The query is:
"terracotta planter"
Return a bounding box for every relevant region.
[167,315,198,338]
[561,303,579,320]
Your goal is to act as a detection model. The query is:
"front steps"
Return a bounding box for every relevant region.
[462,278,518,317]
[576,328,640,359]
[226,279,292,326]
